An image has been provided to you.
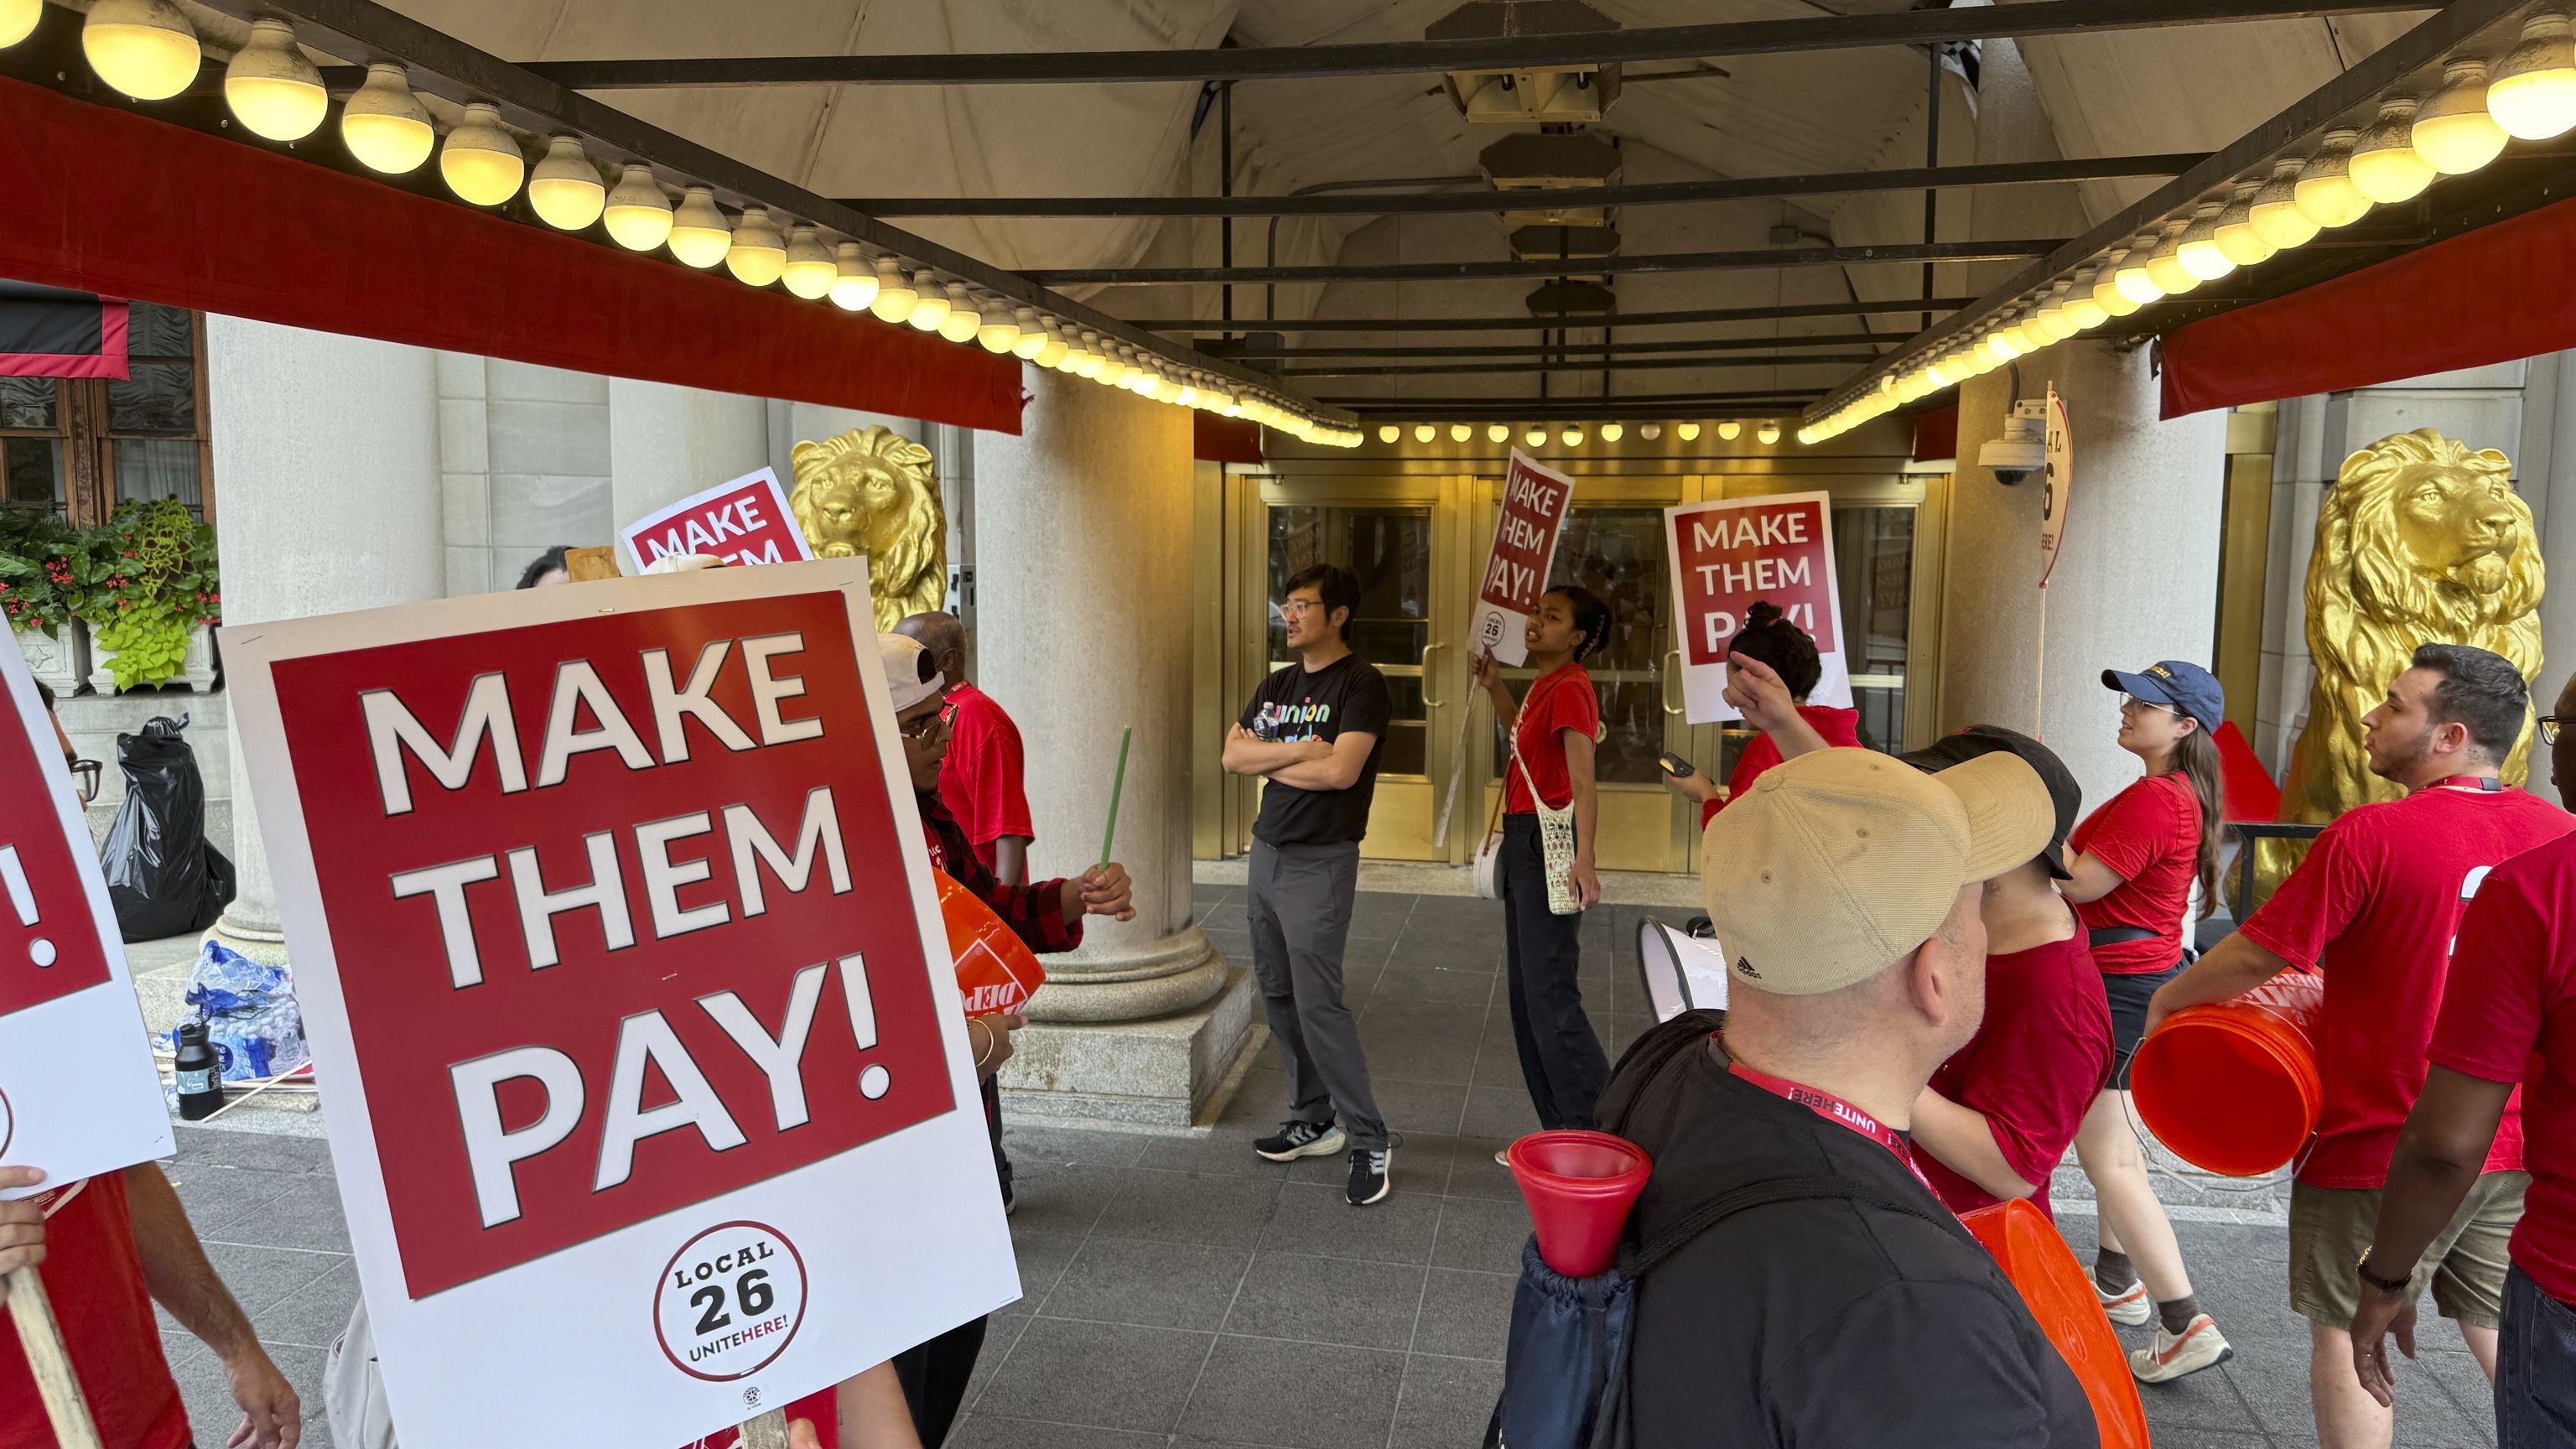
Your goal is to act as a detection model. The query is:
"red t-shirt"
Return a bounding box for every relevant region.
[1920,932,2114,1218]
[0,1174,188,1449]
[2239,784,2574,1187]
[937,682,1033,871]
[2433,831,2576,1305]
[1505,662,1602,814]
[1700,705,1863,829]
[2068,773,2203,974]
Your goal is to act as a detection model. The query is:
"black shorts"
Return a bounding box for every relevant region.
[2102,960,2188,1091]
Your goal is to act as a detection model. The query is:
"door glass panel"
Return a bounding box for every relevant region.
[1267,506,1431,775]
[1545,506,1670,784]
[1835,506,1914,751]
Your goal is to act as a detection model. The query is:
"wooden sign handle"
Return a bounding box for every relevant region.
[6,1265,103,1449]
[735,1408,789,1449]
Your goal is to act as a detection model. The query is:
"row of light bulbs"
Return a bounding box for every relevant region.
[23,0,1361,446]
[1372,419,1783,446]
[1803,9,2576,444]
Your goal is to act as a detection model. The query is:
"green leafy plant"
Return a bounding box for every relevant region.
[75,498,220,690]
[0,507,96,638]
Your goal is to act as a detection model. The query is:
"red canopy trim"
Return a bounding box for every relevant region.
[0,75,1021,432]
[1193,413,1263,464]
[0,283,127,379]
[2161,192,2576,418]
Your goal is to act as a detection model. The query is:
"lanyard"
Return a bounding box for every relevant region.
[2432,775,2505,792]
[1728,1057,1936,1194]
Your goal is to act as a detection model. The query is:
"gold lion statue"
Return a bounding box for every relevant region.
[788,425,946,631]
[2253,428,2544,904]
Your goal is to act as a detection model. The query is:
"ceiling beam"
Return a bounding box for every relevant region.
[1024,238,2063,287]
[844,153,2208,217]
[1208,331,1895,359]
[1316,392,1824,417]
[1279,353,1884,377]
[1120,297,1981,332]
[513,0,2436,89]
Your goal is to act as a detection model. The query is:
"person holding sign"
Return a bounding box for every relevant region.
[1661,600,1862,828]
[1470,586,1613,1136]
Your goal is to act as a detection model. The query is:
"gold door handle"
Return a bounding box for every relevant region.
[1662,649,1685,716]
[1420,641,1449,709]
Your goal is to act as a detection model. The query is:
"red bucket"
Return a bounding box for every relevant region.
[1960,1200,2150,1449]
[2129,969,2324,1176]
[1505,1130,1653,1278]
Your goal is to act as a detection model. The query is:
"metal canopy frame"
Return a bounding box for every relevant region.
[497,0,2438,88]
[1314,391,1825,418]
[1277,352,1885,377]
[1203,331,1897,359]
[1120,298,1983,333]
[1025,237,2064,287]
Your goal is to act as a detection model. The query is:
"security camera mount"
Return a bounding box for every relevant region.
[1980,398,2047,486]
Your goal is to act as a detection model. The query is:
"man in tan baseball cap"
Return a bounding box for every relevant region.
[1607,655,2098,1447]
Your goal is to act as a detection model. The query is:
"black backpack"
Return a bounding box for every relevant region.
[1483,1012,1970,1449]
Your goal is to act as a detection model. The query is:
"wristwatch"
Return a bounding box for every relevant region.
[2355,1250,2411,1296]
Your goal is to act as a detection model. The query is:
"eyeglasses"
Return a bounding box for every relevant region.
[2543,715,2570,745]
[897,710,950,742]
[67,756,101,804]
[2119,693,2185,720]
[1278,598,1321,619]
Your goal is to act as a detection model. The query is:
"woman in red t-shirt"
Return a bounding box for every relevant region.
[1661,600,1862,828]
[1472,586,1613,1134]
[2063,659,2233,1380]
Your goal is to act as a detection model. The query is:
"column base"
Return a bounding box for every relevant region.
[997,964,1265,1133]
[205,913,289,970]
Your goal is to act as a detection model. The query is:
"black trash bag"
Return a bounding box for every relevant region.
[101,714,236,942]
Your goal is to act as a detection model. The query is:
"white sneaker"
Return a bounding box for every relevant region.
[2130,1314,2232,1383]
[2098,1279,2153,1327]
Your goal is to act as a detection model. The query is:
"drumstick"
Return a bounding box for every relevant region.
[1099,725,1132,869]
[6,1265,103,1449]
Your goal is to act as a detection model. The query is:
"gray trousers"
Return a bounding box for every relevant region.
[1245,838,1386,1150]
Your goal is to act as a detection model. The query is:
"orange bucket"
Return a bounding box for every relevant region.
[1960,1199,2149,1449]
[932,870,1046,1016]
[2128,969,2324,1176]
[1504,1130,1653,1278]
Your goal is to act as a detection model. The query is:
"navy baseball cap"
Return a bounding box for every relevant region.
[1897,724,2083,880]
[2101,660,2223,731]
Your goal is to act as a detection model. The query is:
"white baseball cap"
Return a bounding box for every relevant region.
[878,633,947,712]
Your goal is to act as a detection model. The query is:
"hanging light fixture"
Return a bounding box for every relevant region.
[2065,270,2111,330]
[778,226,836,298]
[527,136,607,231]
[668,189,734,268]
[439,102,525,207]
[2293,128,2372,227]
[1677,421,1703,441]
[1757,422,1781,445]
[224,19,325,141]
[1413,423,1436,443]
[827,243,876,310]
[1010,309,1049,360]
[2212,180,2277,267]
[906,273,951,332]
[1640,423,1664,441]
[2491,11,2576,139]
[1072,331,1107,377]
[1487,423,1510,443]
[724,210,787,287]
[869,259,917,324]
[2034,287,2077,340]
[2113,231,2168,304]
[2092,252,2142,317]
[937,284,983,343]
[600,164,672,250]
[2414,58,2511,173]
[1601,422,1624,442]
[340,62,434,174]
[1562,425,1585,446]
[1036,322,1072,369]
[2350,98,2438,204]
[1446,423,1469,441]
[2142,220,2200,294]
[82,0,199,102]
[1524,426,1547,447]
[0,0,39,47]
[2176,202,2238,282]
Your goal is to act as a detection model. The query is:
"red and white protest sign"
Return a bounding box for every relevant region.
[621,468,813,573]
[221,561,1014,1448]
[0,636,170,1190]
[1664,491,1852,723]
[1470,451,1577,666]
[2038,388,2075,588]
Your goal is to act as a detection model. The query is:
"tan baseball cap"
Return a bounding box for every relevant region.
[1704,747,2054,996]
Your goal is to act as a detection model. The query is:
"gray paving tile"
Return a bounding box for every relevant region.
[1000,1123,1146,1169]
[1040,1235,1251,1331]
[962,1310,1031,1415]
[1372,964,1500,1006]
[1259,1180,1444,1265]
[1102,1167,1283,1248]
[1412,1268,1516,1361]
[251,1257,361,1349]
[1220,1251,1428,1350]
[1431,1193,1533,1274]
[173,1125,335,1176]
[948,1415,1171,1449]
[202,1179,351,1254]
[998,1161,1120,1237]
[198,1239,344,1315]
[1441,1137,1529,1202]
[973,1317,1211,1435]
[1138,1128,1281,1177]
[1458,1084,1543,1140]
[1371,1078,1470,1138]
[1393,1353,1505,1449]
[163,1164,304,1236]
[1000,1227,1086,1304]
[1179,1336,1407,1449]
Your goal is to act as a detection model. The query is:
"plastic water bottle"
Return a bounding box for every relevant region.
[174,1019,224,1120]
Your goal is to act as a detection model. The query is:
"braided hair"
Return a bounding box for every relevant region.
[1732,600,1821,702]
[1547,585,1613,662]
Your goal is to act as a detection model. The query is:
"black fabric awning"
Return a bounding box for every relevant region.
[0,279,127,378]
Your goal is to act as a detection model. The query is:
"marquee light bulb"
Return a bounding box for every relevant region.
[82,0,198,102]
[1640,423,1663,441]
[2211,183,2276,267]
[439,102,525,207]
[1415,423,1436,443]
[2412,58,2510,174]
[528,135,607,231]
[1679,422,1703,441]
[602,164,672,251]
[2175,206,2238,282]
[906,273,951,332]
[2491,12,2576,139]
[769,225,833,298]
[827,243,876,310]
[1757,422,1781,445]
[937,283,983,343]
[1037,324,1072,369]
[224,19,325,141]
[1524,426,1547,447]
[1601,422,1624,442]
[1452,423,1473,442]
[2143,222,2199,295]
[2065,273,2111,329]
[2350,98,2437,204]
[2293,129,2372,228]
[1487,423,1510,442]
[724,210,788,288]
[2112,230,2168,304]
[0,0,39,48]
[868,259,916,323]
[1010,309,1049,360]
[1379,424,1400,444]
[340,62,434,174]
[1562,425,1585,446]
[2095,268,2142,317]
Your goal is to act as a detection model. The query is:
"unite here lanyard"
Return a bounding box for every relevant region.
[1728,1056,1939,1196]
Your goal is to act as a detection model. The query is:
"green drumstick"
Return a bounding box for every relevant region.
[1100,724,1133,869]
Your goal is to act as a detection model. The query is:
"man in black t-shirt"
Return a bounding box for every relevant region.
[1223,564,1396,1206]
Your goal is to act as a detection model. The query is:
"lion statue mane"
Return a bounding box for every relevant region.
[2258,428,2544,898]
[788,425,946,631]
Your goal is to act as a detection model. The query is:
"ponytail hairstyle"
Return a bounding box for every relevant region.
[2170,721,2225,919]
[1733,600,1823,702]
[1550,585,1614,662]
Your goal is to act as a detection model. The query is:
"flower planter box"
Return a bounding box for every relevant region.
[10,620,88,697]
[87,621,218,694]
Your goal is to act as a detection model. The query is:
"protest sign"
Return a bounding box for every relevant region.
[621,468,813,574]
[220,561,1014,1448]
[1469,451,1576,666]
[0,635,171,1191]
[2038,387,2074,588]
[1663,491,1851,723]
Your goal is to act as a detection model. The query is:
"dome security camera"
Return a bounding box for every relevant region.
[1980,400,2048,486]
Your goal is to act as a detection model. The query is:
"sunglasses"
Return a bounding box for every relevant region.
[2542,715,2571,745]
[66,756,101,804]
[897,710,950,742]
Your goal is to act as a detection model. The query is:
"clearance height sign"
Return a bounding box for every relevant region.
[1663,491,1853,723]
[221,562,1013,1448]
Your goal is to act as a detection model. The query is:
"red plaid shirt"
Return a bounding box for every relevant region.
[917,790,1083,953]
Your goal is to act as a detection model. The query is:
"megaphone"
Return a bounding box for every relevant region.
[1633,917,1730,1023]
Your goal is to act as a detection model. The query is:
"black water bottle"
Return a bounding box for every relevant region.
[174,1020,224,1120]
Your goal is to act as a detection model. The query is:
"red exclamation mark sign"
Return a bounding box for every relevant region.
[0,847,53,968]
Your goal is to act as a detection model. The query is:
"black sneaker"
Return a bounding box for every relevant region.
[1347,1148,1391,1206]
[1253,1120,1346,1162]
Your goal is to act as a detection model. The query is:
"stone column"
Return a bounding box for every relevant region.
[1942,338,2229,815]
[606,379,770,528]
[206,318,446,964]
[972,366,1255,1128]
